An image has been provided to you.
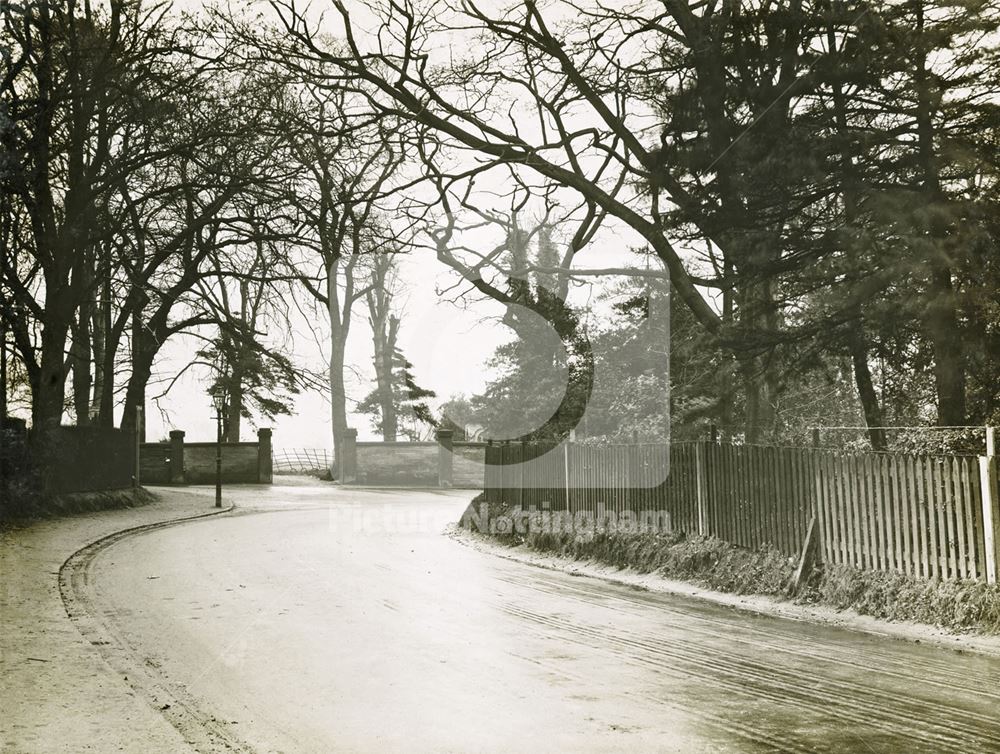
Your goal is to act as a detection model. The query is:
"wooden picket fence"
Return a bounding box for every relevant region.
[483,440,1000,583]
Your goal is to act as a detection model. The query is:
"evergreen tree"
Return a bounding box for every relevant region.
[358,349,437,440]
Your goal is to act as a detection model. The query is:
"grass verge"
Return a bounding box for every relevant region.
[1,487,157,529]
[461,494,1000,634]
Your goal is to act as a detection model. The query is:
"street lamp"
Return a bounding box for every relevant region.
[211,386,226,508]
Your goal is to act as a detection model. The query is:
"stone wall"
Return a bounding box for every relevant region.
[139,428,272,485]
[139,443,171,485]
[28,425,133,494]
[183,442,260,484]
[339,430,484,489]
[355,442,439,486]
[452,442,486,489]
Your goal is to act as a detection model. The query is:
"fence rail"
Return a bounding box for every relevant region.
[272,448,331,473]
[483,440,1000,583]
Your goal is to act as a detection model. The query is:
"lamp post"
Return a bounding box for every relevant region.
[211,387,225,508]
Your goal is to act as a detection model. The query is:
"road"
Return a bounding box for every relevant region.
[67,480,1000,753]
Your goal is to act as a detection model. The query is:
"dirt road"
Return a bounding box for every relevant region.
[64,481,1000,752]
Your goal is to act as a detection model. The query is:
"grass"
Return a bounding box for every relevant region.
[461,494,1000,634]
[0,486,157,527]
[812,564,1000,632]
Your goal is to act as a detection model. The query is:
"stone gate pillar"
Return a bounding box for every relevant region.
[257,428,273,483]
[436,429,454,488]
[168,430,186,484]
[340,428,358,484]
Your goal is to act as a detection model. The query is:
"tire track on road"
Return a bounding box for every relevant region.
[501,577,1000,752]
[502,603,999,752]
[502,570,1000,698]
[59,505,256,754]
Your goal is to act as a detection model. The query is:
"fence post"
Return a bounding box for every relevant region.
[436,428,454,488]
[519,439,527,509]
[257,428,273,483]
[564,440,571,512]
[341,428,358,484]
[695,441,708,536]
[133,405,142,492]
[981,431,1000,583]
[168,430,185,484]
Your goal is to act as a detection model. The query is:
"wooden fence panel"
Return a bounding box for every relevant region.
[481,440,992,581]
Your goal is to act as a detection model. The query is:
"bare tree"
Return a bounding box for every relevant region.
[365,249,401,441]
[269,0,1000,442]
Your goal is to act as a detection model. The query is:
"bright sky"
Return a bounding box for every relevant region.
[139,0,685,448]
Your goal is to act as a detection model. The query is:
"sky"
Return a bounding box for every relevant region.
[135,1,661,448]
[145,233,658,448]
[136,0,689,449]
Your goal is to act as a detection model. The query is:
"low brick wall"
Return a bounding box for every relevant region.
[184,442,260,484]
[452,442,486,489]
[26,425,133,495]
[139,428,272,485]
[355,442,438,486]
[139,443,171,485]
[340,430,484,489]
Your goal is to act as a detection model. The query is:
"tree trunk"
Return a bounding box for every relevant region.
[70,321,91,426]
[925,263,966,425]
[120,331,152,441]
[329,335,348,478]
[90,242,111,423]
[96,322,120,429]
[33,266,77,430]
[847,318,887,450]
[70,254,92,426]
[823,17,884,451]
[326,255,353,479]
[370,313,398,442]
[225,373,243,442]
[913,2,966,426]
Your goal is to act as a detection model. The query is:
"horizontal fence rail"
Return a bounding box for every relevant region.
[272,448,331,473]
[483,440,1000,583]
